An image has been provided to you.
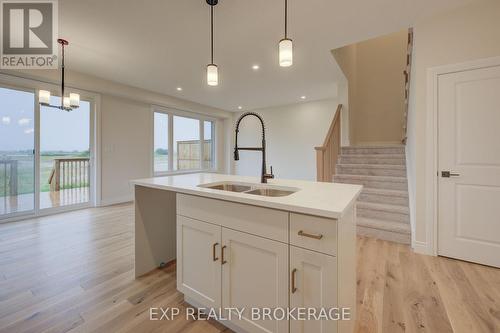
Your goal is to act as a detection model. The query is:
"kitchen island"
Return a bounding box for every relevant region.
[132,173,362,333]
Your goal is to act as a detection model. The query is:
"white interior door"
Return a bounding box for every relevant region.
[438,64,500,268]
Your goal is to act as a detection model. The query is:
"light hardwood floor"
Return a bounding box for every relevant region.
[0,203,498,333]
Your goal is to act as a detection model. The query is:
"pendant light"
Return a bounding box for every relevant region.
[279,0,293,67]
[39,39,80,111]
[206,0,218,86]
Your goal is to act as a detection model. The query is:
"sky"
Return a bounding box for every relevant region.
[0,87,90,152]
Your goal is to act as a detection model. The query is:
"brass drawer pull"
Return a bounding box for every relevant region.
[212,242,219,261]
[221,245,227,265]
[291,268,298,293]
[298,230,323,240]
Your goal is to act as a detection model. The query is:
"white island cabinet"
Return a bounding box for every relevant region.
[132,173,361,333]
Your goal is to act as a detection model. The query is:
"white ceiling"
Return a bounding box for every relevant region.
[59,0,476,111]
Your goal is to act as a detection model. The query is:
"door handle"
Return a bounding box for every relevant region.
[441,171,460,178]
[221,245,227,265]
[291,268,298,293]
[212,242,219,261]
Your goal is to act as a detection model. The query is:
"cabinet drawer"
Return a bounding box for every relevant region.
[177,194,288,243]
[290,213,337,256]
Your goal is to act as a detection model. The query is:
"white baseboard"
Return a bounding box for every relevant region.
[412,240,434,256]
[100,194,133,206]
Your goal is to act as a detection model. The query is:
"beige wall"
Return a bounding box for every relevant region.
[100,96,151,203]
[408,0,500,251]
[0,69,231,205]
[332,30,407,145]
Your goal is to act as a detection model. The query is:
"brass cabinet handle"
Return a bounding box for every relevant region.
[221,245,227,265]
[291,268,298,293]
[298,230,323,240]
[212,242,219,261]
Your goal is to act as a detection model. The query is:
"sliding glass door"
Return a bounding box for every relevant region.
[0,87,35,218]
[0,82,94,221]
[40,97,91,209]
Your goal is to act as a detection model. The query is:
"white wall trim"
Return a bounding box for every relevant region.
[413,241,433,255]
[99,195,134,207]
[406,148,417,250]
[94,94,102,206]
[423,55,500,256]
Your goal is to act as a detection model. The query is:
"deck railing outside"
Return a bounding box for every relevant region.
[0,160,18,196]
[48,158,90,192]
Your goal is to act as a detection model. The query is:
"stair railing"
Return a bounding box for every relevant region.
[402,28,413,144]
[315,104,342,182]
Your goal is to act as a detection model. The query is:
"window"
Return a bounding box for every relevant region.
[174,115,200,170]
[153,108,217,175]
[204,120,215,169]
[154,113,169,173]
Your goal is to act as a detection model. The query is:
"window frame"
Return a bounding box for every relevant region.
[151,106,218,176]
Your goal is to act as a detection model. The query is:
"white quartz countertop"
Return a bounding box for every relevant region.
[131,173,362,219]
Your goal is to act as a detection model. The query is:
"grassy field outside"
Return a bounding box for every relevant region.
[154,152,168,173]
[0,151,90,197]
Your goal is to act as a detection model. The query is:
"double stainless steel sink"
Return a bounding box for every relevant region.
[198,182,298,197]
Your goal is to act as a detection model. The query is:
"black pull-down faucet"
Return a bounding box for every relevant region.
[234,112,274,183]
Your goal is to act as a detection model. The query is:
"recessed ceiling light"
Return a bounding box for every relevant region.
[176,87,183,91]
[237,106,243,110]
[300,96,306,100]
[252,64,260,70]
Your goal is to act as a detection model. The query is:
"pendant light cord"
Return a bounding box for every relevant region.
[61,44,65,107]
[210,5,214,64]
[284,0,288,38]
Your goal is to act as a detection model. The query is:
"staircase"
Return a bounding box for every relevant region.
[334,146,411,244]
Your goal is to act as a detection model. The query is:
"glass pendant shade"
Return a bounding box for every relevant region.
[69,93,80,108]
[279,38,293,67]
[207,64,218,86]
[39,90,51,105]
[63,97,71,109]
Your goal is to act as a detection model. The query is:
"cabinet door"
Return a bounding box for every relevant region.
[177,215,221,309]
[222,228,289,333]
[290,246,338,333]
